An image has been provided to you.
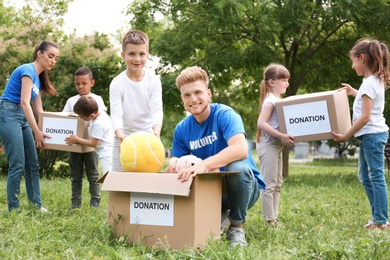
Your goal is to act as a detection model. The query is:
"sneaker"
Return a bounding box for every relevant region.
[90,199,100,208]
[38,207,49,213]
[70,204,80,210]
[364,220,390,230]
[226,227,247,247]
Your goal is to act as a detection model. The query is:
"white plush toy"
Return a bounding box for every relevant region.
[169,155,202,172]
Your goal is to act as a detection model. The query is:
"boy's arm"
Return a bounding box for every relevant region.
[152,124,162,138]
[150,76,163,135]
[65,135,100,148]
[109,79,124,136]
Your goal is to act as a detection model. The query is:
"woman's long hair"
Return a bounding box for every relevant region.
[33,41,58,96]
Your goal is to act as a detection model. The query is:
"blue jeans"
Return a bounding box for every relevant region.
[222,160,260,225]
[0,100,42,211]
[358,132,389,225]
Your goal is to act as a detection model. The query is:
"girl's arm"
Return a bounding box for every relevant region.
[20,76,49,149]
[332,94,372,142]
[257,102,294,146]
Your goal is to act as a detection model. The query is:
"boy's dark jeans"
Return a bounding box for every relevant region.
[68,151,100,207]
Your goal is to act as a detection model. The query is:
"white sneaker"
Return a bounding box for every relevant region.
[226,227,247,247]
[38,207,49,213]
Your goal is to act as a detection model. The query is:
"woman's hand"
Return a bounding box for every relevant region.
[34,130,50,149]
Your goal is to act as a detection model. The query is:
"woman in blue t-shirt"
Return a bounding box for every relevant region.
[0,41,60,212]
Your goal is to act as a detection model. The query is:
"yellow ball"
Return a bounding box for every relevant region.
[120,132,165,173]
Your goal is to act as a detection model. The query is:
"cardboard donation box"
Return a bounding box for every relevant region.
[275,90,351,142]
[38,112,94,153]
[98,171,238,250]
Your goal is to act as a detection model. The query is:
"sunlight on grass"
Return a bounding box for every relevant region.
[1,158,390,259]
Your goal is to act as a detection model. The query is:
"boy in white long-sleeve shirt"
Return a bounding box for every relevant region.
[109,29,163,171]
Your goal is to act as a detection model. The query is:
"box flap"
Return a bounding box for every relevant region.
[279,90,339,103]
[41,111,73,117]
[97,171,240,196]
[98,171,193,196]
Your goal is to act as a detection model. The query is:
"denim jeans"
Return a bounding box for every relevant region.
[222,160,260,225]
[0,100,42,211]
[358,132,389,225]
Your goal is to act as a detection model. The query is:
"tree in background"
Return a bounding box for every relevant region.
[0,0,123,177]
[127,0,390,175]
[2,0,390,177]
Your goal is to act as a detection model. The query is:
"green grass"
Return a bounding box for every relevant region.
[1,158,390,259]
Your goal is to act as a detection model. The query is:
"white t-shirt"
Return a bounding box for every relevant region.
[353,75,389,137]
[262,93,280,131]
[89,110,114,159]
[109,70,163,136]
[62,93,107,112]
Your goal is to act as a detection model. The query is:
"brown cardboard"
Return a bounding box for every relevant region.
[98,171,239,250]
[275,89,351,142]
[38,112,95,153]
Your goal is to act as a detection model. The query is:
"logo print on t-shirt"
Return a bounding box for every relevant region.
[189,131,218,150]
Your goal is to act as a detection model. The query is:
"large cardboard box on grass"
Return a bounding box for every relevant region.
[98,171,238,250]
[275,90,351,142]
[38,112,94,153]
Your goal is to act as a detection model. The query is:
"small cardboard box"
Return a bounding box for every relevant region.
[38,112,95,153]
[275,90,351,142]
[98,171,237,250]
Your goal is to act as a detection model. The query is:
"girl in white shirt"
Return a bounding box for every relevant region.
[256,64,295,225]
[332,38,390,230]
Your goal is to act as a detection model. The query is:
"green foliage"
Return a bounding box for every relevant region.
[326,137,359,158]
[0,142,8,175]
[0,1,124,177]
[3,159,390,258]
[127,0,390,140]
[2,0,390,171]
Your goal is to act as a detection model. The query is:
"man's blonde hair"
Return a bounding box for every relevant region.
[175,66,209,89]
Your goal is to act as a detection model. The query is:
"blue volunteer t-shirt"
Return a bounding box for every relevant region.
[1,63,40,103]
[172,103,265,189]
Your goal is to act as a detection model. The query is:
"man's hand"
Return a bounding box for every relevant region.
[177,162,209,182]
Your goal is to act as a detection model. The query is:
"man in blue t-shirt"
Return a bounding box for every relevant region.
[166,66,265,247]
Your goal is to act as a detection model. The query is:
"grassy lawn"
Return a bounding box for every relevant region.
[1,157,390,259]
